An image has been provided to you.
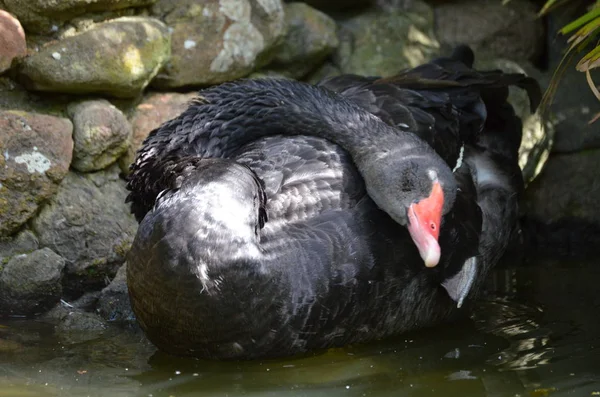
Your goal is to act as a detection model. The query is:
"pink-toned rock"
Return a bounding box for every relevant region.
[68,99,132,172]
[119,91,196,173]
[0,111,73,237]
[0,10,27,73]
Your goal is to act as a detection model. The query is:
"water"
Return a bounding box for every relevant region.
[1,260,599,397]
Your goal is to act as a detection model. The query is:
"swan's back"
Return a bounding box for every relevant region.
[233,135,365,230]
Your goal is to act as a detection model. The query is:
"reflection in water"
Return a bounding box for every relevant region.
[1,261,599,397]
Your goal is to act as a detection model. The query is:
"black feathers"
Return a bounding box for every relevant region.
[124,45,539,360]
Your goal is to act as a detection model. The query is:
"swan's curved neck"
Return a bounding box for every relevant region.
[129,79,455,220]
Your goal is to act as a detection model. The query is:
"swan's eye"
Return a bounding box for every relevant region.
[430,222,437,231]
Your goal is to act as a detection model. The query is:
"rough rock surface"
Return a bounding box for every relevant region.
[293,0,375,12]
[525,149,600,225]
[0,10,26,73]
[97,263,135,323]
[434,0,545,63]
[68,99,132,172]
[305,61,342,84]
[150,0,286,88]
[119,91,197,173]
[334,1,440,77]
[0,229,38,269]
[44,304,108,343]
[0,248,66,316]
[18,17,171,98]
[267,2,338,79]
[31,165,138,296]
[2,0,156,33]
[0,111,73,237]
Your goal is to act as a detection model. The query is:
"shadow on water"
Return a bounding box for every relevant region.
[1,259,600,397]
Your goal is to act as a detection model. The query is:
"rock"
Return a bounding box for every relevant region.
[0,111,73,237]
[150,0,286,88]
[547,71,600,154]
[44,304,108,343]
[333,0,440,77]
[434,0,545,64]
[119,91,197,173]
[267,2,338,79]
[70,291,102,311]
[0,248,66,316]
[304,61,342,84]
[2,0,156,33]
[289,0,375,12]
[247,70,291,80]
[31,165,138,297]
[56,310,108,333]
[0,10,26,73]
[474,56,553,185]
[97,263,135,323]
[0,230,38,266]
[525,149,600,225]
[67,99,132,172]
[18,17,171,98]
[0,76,74,117]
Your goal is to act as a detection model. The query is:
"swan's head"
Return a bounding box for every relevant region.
[361,151,457,268]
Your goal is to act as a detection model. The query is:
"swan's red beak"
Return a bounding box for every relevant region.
[407,181,443,268]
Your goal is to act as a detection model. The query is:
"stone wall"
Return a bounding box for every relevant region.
[0,0,589,328]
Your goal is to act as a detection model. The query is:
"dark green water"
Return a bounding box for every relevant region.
[1,260,599,397]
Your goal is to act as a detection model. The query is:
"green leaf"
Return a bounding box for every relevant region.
[559,7,600,34]
[577,45,600,71]
[538,49,578,116]
[584,69,600,101]
[564,18,600,51]
[539,0,572,16]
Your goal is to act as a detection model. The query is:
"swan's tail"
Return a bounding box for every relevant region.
[317,45,541,172]
[461,73,531,303]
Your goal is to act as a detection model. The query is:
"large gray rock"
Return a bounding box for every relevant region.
[2,0,156,33]
[119,91,197,174]
[304,61,342,84]
[97,263,135,323]
[267,2,338,79]
[0,248,66,316]
[434,0,545,63]
[525,150,600,224]
[333,0,440,77]
[150,0,286,88]
[289,0,375,12]
[18,17,171,98]
[67,99,132,172]
[0,111,73,237]
[0,76,73,117]
[31,165,138,296]
[0,230,38,266]
[0,10,26,74]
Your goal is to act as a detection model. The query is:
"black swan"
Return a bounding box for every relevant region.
[125,47,540,360]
